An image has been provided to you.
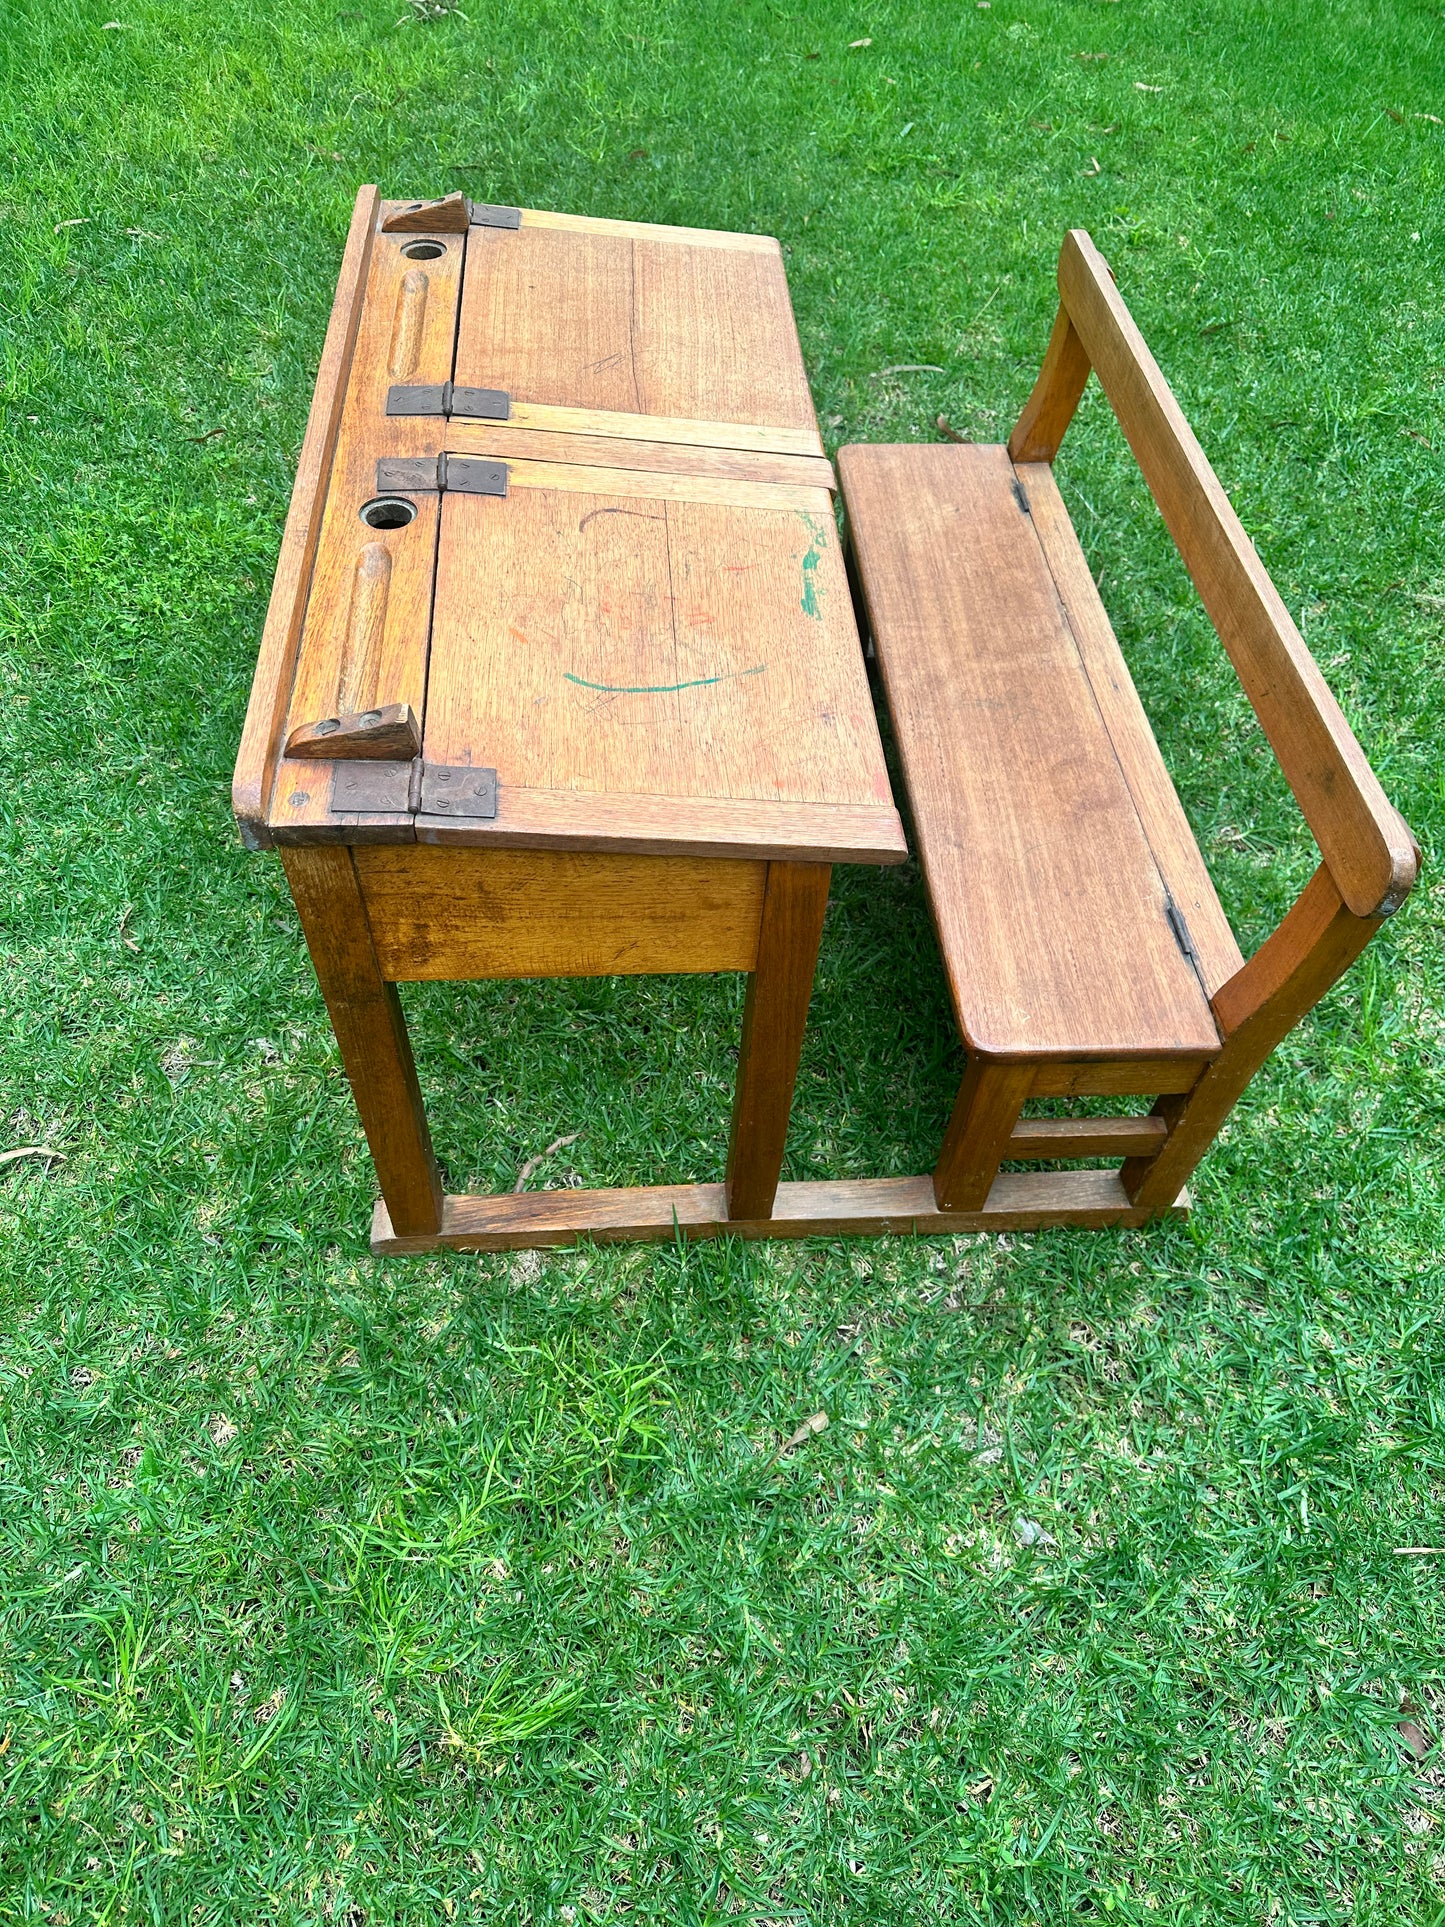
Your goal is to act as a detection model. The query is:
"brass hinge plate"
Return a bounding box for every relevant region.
[375,452,508,497]
[331,761,419,814]
[419,765,499,818]
[386,381,511,420]
[328,761,498,819]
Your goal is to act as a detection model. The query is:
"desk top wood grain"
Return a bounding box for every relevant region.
[245,193,903,865]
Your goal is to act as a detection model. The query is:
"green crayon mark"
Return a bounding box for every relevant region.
[798,511,829,619]
[565,664,766,695]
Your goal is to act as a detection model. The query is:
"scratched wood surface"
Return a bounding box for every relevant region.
[419,481,903,860]
[455,219,822,441]
[841,439,1223,1060]
[258,196,902,865]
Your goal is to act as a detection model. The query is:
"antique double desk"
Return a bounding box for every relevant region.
[236,191,1416,1249]
[235,187,922,1251]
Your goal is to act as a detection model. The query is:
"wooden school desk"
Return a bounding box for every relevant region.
[233,187,916,1251]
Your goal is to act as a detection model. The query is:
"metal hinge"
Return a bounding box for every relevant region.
[381,195,522,234]
[468,203,523,229]
[328,761,499,819]
[419,765,498,817]
[375,452,508,497]
[330,761,419,814]
[1164,893,1201,970]
[386,380,510,420]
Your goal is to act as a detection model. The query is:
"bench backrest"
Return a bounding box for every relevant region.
[1009,230,1416,922]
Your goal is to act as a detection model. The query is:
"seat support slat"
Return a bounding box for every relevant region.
[1008,1116,1169,1161]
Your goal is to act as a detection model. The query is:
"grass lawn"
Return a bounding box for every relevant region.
[2,0,1444,1918]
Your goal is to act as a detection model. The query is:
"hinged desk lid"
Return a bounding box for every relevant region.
[454,211,824,456]
[419,459,902,861]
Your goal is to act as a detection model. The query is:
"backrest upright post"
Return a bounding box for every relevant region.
[1007,304,1092,463]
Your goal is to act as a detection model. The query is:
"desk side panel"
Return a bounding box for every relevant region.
[354,845,766,979]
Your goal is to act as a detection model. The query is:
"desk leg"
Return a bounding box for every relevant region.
[281,845,444,1238]
[725,861,832,1221]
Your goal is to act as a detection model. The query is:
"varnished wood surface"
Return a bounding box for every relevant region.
[840,439,1222,1059]
[933,1060,1034,1210]
[456,218,819,431]
[1029,1058,1206,1096]
[445,419,836,489]
[270,206,466,840]
[725,862,832,1219]
[282,845,443,1235]
[355,844,766,980]
[253,195,892,860]
[1007,1116,1169,1160]
[233,185,378,849]
[371,1169,1190,1252]
[421,482,902,858]
[383,192,470,232]
[284,700,420,762]
[1016,462,1244,999]
[486,458,833,514]
[1056,228,1417,919]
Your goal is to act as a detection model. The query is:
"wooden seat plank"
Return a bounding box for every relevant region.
[840,440,1222,1060]
[1015,461,1244,999]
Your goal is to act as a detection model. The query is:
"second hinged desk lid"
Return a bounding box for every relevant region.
[420,451,903,861]
[452,208,824,449]
[270,199,905,865]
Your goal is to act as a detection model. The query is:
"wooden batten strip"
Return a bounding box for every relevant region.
[232,185,379,848]
[371,1169,1189,1252]
[1029,1058,1207,1097]
[445,420,836,490]
[414,786,909,866]
[494,400,826,459]
[519,208,781,254]
[498,457,833,513]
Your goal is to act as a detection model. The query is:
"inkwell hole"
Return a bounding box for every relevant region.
[359,497,417,530]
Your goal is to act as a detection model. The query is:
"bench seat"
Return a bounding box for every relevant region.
[841,440,1241,1068]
